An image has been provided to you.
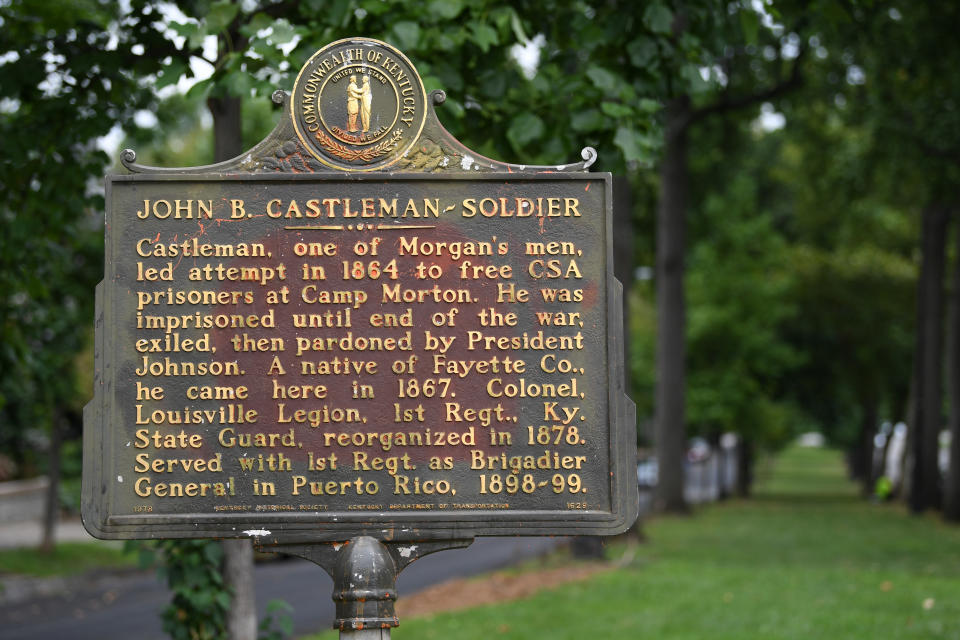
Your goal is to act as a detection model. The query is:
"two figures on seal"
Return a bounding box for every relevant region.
[346,75,372,133]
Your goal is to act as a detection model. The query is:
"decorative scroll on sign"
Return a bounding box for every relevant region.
[83,38,636,543]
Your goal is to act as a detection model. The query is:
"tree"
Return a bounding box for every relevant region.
[648,0,924,502]
[684,123,802,493]
[947,223,960,520]
[769,90,917,496]
[477,0,768,511]
[0,0,168,549]
[651,1,810,508]
[828,1,960,513]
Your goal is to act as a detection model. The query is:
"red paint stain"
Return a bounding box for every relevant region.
[580,281,599,308]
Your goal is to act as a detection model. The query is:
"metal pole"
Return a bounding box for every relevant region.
[341,630,390,640]
[330,537,400,633]
[270,537,471,638]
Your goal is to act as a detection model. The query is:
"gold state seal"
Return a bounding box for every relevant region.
[291,37,428,171]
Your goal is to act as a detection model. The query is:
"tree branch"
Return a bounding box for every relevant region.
[258,0,300,21]
[885,101,960,168]
[688,47,805,126]
[918,139,960,168]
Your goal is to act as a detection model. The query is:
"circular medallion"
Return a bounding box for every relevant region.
[291,38,428,171]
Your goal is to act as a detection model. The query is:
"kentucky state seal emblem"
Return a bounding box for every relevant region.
[291,37,428,171]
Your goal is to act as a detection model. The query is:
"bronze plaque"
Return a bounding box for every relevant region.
[83,39,636,543]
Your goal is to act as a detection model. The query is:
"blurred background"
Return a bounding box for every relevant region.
[1,1,959,638]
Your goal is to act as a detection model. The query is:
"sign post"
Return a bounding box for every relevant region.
[84,37,636,636]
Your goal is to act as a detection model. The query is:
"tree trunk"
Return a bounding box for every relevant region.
[855,398,878,497]
[654,96,690,513]
[223,538,257,640]
[210,65,257,639]
[736,438,754,497]
[39,413,62,553]
[207,95,243,161]
[945,212,960,521]
[899,374,916,500]
[570,536,606,559]
[909,202,948,513]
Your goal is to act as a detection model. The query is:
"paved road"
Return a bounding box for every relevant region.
[0,537,562,640]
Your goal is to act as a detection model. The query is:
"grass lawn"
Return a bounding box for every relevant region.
[304,445,960,639]
[0,541,135,578]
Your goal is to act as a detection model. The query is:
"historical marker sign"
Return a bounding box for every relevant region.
[83,38,636,543]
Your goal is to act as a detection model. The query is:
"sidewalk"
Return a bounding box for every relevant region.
[0,517,127,609]
[0,517,96,550]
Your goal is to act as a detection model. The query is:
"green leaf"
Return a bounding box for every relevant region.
[434,63,464,91]
[269,19,298,45]
[680,63,712,94]
[613,126,645,164]
[638,98,661,113]
[479,71,506,98]
[570,109,605,133]
[507,112,545,149]
[138,548,156,569]
[434,32,459,52]
[422,74,444,93]
[643,3,673,35]
[238,13,273,38]
[202,541,222,564]
[214,591,231,609]
[185,77,212,99]
[168,21,199,39]
[392,21,421,50]
[187,28,207,51]
[442,97,466,119]
[510,10,529,44]
[627,38,659,69]
[586,65,621,93]
[266,599,293,615]
[739,9,760,46]
[156,58,189,90]
[601,101,634,118]
[223,70,252,97]
[251,37,278,60]
[429,0,464,19]
[469,22,499,52]
[205,1,239,34]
